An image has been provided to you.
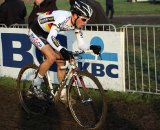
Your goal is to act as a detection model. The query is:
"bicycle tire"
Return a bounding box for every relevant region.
[17,64,50,115]
[67,70,107,130]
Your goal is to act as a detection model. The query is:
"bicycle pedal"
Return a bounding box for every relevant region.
[26,90,34,98]
[44,92,54,100]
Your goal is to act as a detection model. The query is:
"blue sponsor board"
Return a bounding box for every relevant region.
[1,33,118,78]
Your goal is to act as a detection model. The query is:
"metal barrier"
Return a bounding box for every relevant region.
[121,24,160,95]
[0,24,28,28]
[0,24,7,28]
[9,24,28,28]
[84,24,116,31]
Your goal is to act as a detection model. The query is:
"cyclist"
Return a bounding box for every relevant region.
[28,0,100,102]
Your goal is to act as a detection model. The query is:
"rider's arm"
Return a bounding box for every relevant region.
[75,29,101,54]
[47,25,63,52]
[75,29,90,50]
[47,25,73,60]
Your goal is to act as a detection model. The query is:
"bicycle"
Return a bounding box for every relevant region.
[17,49,107,129]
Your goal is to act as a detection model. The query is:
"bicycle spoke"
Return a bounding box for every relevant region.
[68,71,106,129]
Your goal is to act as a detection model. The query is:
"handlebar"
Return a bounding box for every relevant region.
[60,50,99,69]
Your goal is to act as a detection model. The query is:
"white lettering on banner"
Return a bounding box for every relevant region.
[0,28,125,91]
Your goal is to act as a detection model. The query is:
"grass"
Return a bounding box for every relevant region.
[113,0,160,15]
[0,76,16,89]
[1,76,160,104]
[107,90,160,104]
[24,0,160,16]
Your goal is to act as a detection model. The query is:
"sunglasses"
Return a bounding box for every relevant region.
[79,16,90,22]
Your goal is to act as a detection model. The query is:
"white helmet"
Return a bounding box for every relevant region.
[71,0,93,18]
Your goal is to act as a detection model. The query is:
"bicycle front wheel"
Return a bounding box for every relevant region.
[17,64,50,115]
[67,70,107,129]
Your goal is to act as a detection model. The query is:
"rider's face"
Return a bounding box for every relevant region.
[73,14,90,29]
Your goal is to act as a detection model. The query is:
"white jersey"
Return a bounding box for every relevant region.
[37,10,75,32]
[30,10,90,51]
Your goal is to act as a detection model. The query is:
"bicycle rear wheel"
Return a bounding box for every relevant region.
[67,70,107,129]
[17,64,50,115]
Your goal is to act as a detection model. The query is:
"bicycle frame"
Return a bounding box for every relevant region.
[44,50,96,98]
[45,59,80,97]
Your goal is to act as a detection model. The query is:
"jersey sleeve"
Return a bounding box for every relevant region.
[75,29,90,50]
[47,25,63,52]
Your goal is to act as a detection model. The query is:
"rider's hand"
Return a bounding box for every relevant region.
[90,45,101,55]
[60,48,73,60]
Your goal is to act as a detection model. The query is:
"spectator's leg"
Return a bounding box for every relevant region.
[110,6,114,19]
[106,6,110,18]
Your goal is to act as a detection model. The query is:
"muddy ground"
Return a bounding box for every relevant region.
[0,85,160,130]
[0,3,160,129]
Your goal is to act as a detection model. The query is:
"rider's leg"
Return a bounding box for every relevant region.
[55,60,67,103]
[33,44,61,86]
[56,60,66,83]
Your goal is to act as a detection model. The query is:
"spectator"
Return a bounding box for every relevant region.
[28,0,58,27]
[0,0,5,5]
[69,0,75,7]
[0,0,27,27]
[106,0,114,20]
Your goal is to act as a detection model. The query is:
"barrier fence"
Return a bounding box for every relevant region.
[0,24,160,95]
[0,24,7,28]
[121,25,160,95]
